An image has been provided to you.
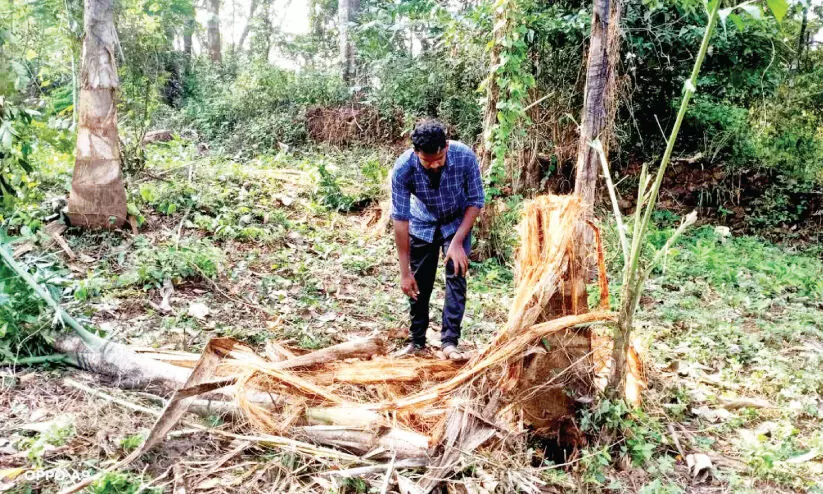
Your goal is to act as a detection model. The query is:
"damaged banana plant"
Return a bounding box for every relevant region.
[596,0,787,395]
[594,0,722,396]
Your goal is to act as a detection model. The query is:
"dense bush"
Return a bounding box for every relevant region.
[749,67,823,184]
[359,53,486,143]
[684,96,755,165]
[181,60,349,152]
[118,235,224,289]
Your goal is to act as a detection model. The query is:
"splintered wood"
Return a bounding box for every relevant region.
[113,194,645,492]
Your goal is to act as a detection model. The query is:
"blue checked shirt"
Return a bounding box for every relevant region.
[391,141,485,243]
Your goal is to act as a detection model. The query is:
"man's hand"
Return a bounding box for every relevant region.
[444,242,469,277]
[401,273,419,300]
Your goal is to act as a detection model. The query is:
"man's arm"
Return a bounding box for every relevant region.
[393,220,418,300]
[390,157,418,299]
[452,206,481,246]
[445,206,481,276]
[444,151,485,276]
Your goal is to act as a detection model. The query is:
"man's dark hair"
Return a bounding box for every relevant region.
[411,120,448,153]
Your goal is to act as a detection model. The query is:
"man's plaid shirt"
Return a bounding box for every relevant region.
[391,141,485,243]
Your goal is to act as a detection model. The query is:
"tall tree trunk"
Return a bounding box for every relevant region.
[796,1,809,72]
[338,0,360,84]
[237,0,259,51]
[67,0,127,229]
[573,0,622,210]
[183,17,195,57]
[262,0,274,61]
[478,6,504,174]
[207,0,222,62]
[310,0,324,39]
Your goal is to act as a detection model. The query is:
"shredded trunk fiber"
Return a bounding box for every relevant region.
[72,194,647,493]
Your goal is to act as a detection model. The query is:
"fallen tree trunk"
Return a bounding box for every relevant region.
[2,244,386,408]
[54,336,281,408]
[54,335,190,392]
[296,425,430,461]
[2,245,196,394]
[270,336,385,370]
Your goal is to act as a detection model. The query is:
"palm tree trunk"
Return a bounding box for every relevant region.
[573,0,621,210]
[67,0,127,229]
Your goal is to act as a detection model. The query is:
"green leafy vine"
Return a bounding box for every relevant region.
[482,0,535,198]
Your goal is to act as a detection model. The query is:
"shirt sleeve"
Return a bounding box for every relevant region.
[465,152,485,209]
[391,157,412,221]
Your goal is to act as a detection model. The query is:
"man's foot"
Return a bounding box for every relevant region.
[438,344,469,361]
[393,343,427,357]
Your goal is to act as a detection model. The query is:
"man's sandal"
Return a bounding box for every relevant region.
[393,343,428,357]
[438,344,468,361]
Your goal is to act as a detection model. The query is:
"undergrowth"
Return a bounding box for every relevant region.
[1,144,822,490]
[0,240,63,361]
[593,212,823,491]
[117,236,224,289]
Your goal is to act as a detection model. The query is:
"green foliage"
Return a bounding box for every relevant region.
[311,152,389,212]
[132,142,293,242]
[137,181,197,216]
[0,0,79,203]
[483,0,536,198]
[338,477,368,493]
[119,434,144,452]
[182,62,348,153]
[596,214,823,489]
[680,65,823,190]
[314,162,357,212]
[576,445,611,486]
[638,479,685,494]
[351,0,490,141]
[474,195,523,263]
[580,399,665,469]
[745,180,816,231]
[749,67,823,184]
[654,225,823,300]
[118,236,223,289]
[115,0,195,173]
[0,29,36,201]
[72,274,107,301]
[0,241,60,361]
[622,0,789,160]
[16,420,76,466]
[686,96,755,164]
[89,471,160,494]
[601,215,823,310]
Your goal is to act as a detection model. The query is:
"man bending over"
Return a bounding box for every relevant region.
[390,120,485,360]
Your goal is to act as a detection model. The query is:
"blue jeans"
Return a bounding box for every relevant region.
[408,230,471,347]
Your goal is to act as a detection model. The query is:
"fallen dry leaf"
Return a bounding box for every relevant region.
[188,302,211,320]
[785,449,820,464]
[686,453,713,482]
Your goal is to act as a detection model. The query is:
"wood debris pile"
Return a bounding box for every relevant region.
[65,195,643,492]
